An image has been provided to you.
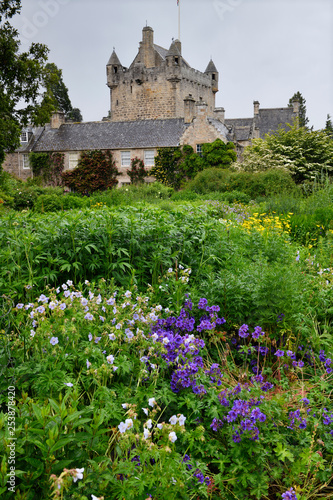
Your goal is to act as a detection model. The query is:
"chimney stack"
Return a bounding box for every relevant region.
[214,107,225,123]
[50,111,66,129]
[184,95,196,123]
[253,100,260,116]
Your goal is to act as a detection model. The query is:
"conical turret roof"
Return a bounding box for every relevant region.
[166,40,181,57]
[205,59,218,73]
[107,49,122,66]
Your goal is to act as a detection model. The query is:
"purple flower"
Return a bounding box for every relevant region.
[282,487,297,500]
[274,350,284,357]
[252,326,264,340]
[210,418,223,431]
[198,298,208,309]
[298,360,304,368]
[84,313,94,321]
[50,337,59,346]
[238,324,249,338]
[300,398,310,405]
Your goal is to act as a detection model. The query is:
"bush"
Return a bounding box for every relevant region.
[187,168,296,199]
[62,150,119,194]
[34,194,87,212]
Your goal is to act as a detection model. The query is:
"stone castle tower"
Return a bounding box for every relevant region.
[106,26,219,122]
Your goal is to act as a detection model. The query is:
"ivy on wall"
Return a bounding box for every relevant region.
[29,152,65,186]
[127,157,148,184]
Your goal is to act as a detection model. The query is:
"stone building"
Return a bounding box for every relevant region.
[2,26,299,183]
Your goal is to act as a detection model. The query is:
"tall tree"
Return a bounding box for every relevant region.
[0,0,55,169]
[44,63,82,121]
[288,91,309,128]
[325,114,333,138]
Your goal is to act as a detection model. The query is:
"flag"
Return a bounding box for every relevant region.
[177,0,179,5]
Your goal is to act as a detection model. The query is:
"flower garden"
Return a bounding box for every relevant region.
[1,184,333,500]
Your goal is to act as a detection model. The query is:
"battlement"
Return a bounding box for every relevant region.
[107,26,219,122]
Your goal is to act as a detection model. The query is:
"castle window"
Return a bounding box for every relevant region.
[69,152,80,170]
[196,144,203,157]
[174,57,179,65]
[22,154,30,169]
[113,66,118,74]
[121,151,131,167]
[20,131,28,143]
[144,150,155,166]
[212,74,216,80]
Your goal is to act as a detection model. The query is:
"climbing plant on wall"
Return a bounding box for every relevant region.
[29,152,65,186]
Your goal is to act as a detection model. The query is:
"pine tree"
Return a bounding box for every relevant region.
[288,91,309,128]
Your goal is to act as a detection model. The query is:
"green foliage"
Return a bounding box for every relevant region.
[237,122,333,184]
[0,1,56,169]
[33,193,87,212]
[288,91,309,128]
[29,152,65,186]
[151,141,236,190]
[62,150,119,194]
[43,63,82,122]
[325,114,333,138]
[127,157,147,184]
[187,167,296,198]
[201,139,237,168]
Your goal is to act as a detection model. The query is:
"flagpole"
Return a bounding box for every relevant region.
[178,0,180,40]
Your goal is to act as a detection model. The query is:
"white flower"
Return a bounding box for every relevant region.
[169,431,177,443]
[113,366,118,372]
[162,337,170,345]
[30,330,35,337]
[143,428,150,440]
[178,414,186,426]
[142,408,149,415]
[118,421,127,433]
[155,305,162,311]
[150,363,156,370]
[157,423,163,429]
[72,467,84,482]
[148,397,156,407]
[62,284,68,290]
[122,403,129,409]
[146,419,152,429]
[108,333,116,340]
[124,290,132,298]
[169,415,178,425]
[64,382,73,387]
[167,268,173,273]
[106,355,115,364]
[125,418,133,430]
[66,280,73,286]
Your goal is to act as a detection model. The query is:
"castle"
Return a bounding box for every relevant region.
[3,26,299,184]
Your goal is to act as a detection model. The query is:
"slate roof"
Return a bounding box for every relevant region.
[224,118,254,142]
[167,41,181,57]
[256,108,296,138]
[18,127,45,152]
[205,60,218,73]
[208,119,233,142]
[33,119,189,152]
[153,44,169,60]
[107,50,122,66]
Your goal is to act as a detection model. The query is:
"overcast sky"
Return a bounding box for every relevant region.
[12,0,333,130]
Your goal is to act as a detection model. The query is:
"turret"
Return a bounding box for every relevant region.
[204,59,219,93]
[106,49,123,89]
[166,40,182,81]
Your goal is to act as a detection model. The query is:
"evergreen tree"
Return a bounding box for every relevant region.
[0,0,55,169]
[325,114,333,138]
[44,63,83,122]
[288,91,309,128]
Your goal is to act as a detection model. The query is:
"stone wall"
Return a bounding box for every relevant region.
[2,153,32,180]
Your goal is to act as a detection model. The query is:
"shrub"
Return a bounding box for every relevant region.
[127,157,148,184]
[62,150,119,194]
[33,193,87,212]
[187,168,296,199]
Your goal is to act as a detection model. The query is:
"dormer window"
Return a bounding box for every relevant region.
[174,57,179,65]
[20,131,28,143]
